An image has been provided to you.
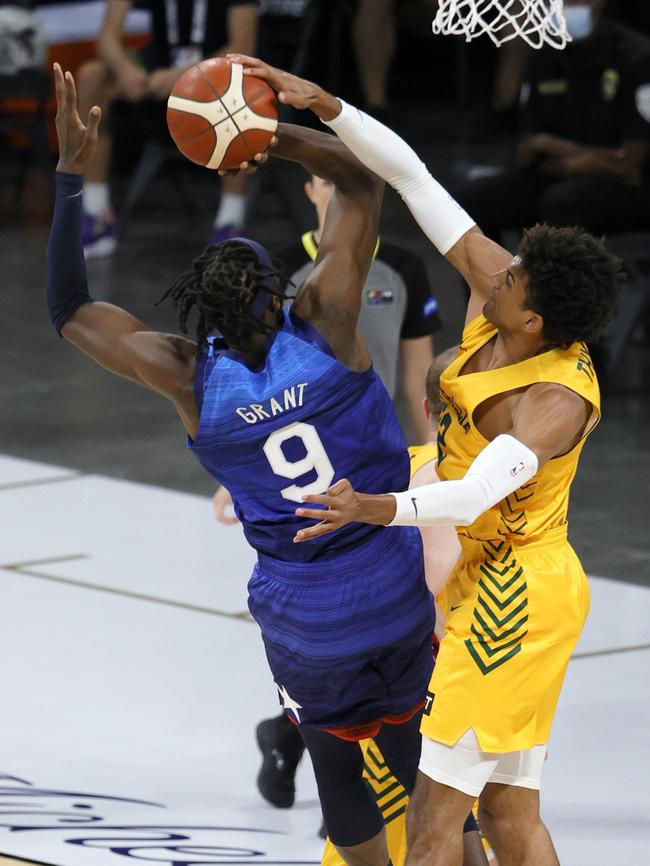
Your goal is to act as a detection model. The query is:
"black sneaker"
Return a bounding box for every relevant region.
[255,715,305,808]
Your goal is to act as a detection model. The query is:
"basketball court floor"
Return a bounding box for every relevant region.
[0,452,648,866]
[1,100,649,866]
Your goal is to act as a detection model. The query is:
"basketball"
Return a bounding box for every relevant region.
[167,58,278,170]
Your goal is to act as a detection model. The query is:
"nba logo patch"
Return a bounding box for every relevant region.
[423,690,435,716]
[366,289,394,306]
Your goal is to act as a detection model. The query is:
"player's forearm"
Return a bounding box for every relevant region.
[322,100,475,254]
[46,173,93,333]
[554,146,642,183]
[388,434,538,526]
[273,123,381,193]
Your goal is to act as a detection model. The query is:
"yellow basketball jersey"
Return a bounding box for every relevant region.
[421,315,598,751]
[436,314,600,545]
[408,443,438,477]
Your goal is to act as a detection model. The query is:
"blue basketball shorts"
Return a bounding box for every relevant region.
[248,526,435,736]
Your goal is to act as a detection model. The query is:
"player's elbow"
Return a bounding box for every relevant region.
[455,504,483,526]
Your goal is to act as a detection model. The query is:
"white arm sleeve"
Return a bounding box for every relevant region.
[323,100,476,254]
[388,434,539,527]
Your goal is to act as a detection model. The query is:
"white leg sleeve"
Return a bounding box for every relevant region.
[323,100,476,255]
[388,434,539,526]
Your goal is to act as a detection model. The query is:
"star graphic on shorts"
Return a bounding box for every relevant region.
[278,684,302,723]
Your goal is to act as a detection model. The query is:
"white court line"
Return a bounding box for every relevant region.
[0,475,81,492]
[2,554,251,622]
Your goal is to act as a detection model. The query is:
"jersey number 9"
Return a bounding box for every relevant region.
[263,421,335,503]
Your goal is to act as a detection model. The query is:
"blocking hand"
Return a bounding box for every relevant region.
[226,54,338,118]
[293,478,360,543]
[54,62,101,175]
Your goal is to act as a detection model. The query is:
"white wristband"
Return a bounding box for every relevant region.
[323,100,476,255]
[388,435,539,527]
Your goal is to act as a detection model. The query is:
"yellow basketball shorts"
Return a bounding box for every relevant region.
[421,527,590,753]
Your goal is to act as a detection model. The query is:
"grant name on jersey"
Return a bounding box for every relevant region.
[236,382,309,424]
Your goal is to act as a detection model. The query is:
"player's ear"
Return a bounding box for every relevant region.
[523,311,544,335]
[423,397,431,421]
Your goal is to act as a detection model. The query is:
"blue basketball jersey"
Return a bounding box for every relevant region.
[189,309,411,562]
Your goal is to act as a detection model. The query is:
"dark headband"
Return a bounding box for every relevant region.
[230,236,275,318]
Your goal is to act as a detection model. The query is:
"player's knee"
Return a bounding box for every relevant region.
[477,801,498,837]
[478,799,539,846]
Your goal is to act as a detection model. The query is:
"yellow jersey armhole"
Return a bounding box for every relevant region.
[461,314,495,349]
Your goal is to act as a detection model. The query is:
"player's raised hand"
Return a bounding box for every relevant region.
[53,63,101,175]
[226,54,340,120]
[293,479,361,542]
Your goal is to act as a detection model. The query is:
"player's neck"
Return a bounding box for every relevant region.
[492,329,558,367]
[312,227,322,245]
[225,332,274,369]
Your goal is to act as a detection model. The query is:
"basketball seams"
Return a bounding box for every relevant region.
[194,60,229,102]
[244,82,272,108]
[194,59,254,160]
[168,59,277,169]
[171,122,214,147]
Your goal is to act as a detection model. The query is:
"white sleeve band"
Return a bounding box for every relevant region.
[388,434,539,527]
[323,99,476,254]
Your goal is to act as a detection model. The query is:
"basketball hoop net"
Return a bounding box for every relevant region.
[432,0,570,49]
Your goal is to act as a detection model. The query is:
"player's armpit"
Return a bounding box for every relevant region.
[509,382,593,469]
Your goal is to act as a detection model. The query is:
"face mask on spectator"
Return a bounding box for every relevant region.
[563,5,594,41]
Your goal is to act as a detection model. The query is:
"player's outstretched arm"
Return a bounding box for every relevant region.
[229,54,510,325]
[271,123,383,337]
[293,384,591,541]
[225,75,384,367]
[48,64,197,420]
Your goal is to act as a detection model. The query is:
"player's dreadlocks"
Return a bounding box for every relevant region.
[158,239,293,349]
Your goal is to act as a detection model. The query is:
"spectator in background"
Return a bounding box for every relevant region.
[456,0,650,239]
[76,0,258,257]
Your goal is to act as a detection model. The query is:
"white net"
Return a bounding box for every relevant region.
[432,0,569,49]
